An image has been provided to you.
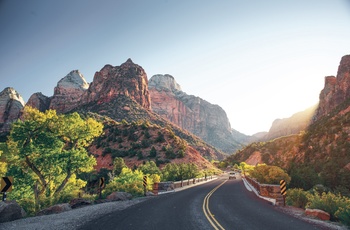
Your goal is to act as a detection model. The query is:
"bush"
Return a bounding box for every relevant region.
[286,188,309,208]
[335,206,350,226]
[103,168,153,197]
[307,192,349,221]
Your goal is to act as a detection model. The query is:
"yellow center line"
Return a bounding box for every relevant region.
[202,179,227,230]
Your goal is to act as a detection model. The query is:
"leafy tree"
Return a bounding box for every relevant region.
[250,164,291,185]
[6,107,103,209]
[103,167,153,196]
[162,163,200,181]
[0,149,7,177]
[138,161,161,176]
[113,157,127,176]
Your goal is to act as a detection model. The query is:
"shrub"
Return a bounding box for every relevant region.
[149,146,157,158]
[103,168,153,197]
[177,150,185,158]
[335,206,350,226]
[307,192,349,221]
[286,188,309,208]
[156,132,165,143]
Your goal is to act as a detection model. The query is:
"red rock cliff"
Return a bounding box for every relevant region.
[314,55,350,121]
[82,59,151,110]
[149,74,239,153]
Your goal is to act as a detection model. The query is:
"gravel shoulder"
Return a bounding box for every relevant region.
[0,197,153,230]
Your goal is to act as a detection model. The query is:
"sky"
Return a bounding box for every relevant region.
[1,0,350,135]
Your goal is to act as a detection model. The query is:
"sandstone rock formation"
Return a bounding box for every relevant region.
[50,70,89,113]
[26,92,51,112]
[0,87,25,134]
[305,209,330,221]
[149,74,239,153]
[314,55,350,121]
[82,59,151,110]
[262,105,317,141]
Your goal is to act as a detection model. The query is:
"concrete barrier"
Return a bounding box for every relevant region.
[244,176,284,205]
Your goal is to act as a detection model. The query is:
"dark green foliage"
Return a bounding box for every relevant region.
[165,145,176,159]
[144,130,151,139]
[141,139,151,148]
[137,151,144,160]
[177,150,185,158]
[149,146,157,158]
[156,131,165,143]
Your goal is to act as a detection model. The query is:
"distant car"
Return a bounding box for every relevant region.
[229,172,236,179]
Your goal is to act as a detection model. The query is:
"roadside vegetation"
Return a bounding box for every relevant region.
[0,107,219,216]
[221,161,350,227]
[286,188,350,226]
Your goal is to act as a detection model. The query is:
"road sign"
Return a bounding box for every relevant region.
[1,177,13,193]
[99,177,105,189]
[279,180,287,196]
[143,176,147,187]
[143,176,147,196]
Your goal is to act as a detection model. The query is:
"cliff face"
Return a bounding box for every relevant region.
[82,59,151,110]
[49,70,89,113]
[314,55,350,121]
[26,92,51,112]
[263,105,317,141]
[0,87,25,134]
[149,74,239,153]
[230,54,350,192]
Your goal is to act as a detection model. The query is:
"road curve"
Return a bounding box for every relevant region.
[78,176,325,230]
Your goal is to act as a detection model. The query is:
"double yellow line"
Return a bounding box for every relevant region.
[202,179,227,230]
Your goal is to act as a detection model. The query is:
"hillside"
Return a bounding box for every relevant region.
[149,74,240,153]
[0,59,227,172]
[85,114,215,171]
[228,55,350,194]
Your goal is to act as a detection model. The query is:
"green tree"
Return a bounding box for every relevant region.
[149,146,157,158]
[138,161,161,175]
[113,157,127,176]
[0,148,7,177]
[104,168,153,196]
[250,164,291,185]
[6,107,103,209]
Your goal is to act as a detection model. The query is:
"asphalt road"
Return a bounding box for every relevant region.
[78,175,324,230]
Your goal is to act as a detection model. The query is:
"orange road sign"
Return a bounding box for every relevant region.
[1,177,13,193]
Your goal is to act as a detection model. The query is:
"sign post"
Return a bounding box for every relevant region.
[279,179,287,206]
[99,177,105,199]
[1,177,13,201]
[143,176,147,196]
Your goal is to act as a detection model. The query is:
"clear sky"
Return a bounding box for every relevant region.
[1,0,350,135]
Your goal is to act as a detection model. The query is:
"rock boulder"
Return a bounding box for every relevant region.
[37,203,71,216]
[305,208,330,221]
[106,192,132,201]
[0,201,26,223]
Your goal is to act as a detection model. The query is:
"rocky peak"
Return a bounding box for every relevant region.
[314,55,350,121]
[149,74,182,92]
[49,70,89,113]
[0,87,25,133]
[55,70,89,93]
[149,74,239,153]
[26,92,51,112]
[83,59,151,110]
